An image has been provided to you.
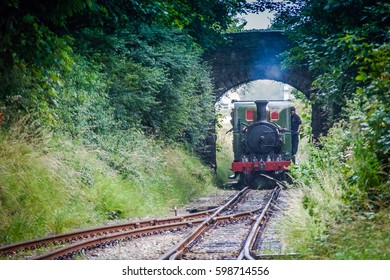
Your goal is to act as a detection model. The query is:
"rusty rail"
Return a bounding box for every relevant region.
[160,187,250,260]
[0,208,216,257]
[238,185,281,260]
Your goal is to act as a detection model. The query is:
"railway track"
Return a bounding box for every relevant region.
[0,206,219,259]
[162,186,281,260]
[1,186,282,260]
[0,188,247,259]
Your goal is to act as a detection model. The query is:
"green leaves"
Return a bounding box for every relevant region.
[271,0,390,211]
[54,23,215,150]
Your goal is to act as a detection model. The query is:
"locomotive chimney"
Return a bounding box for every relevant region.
[255,100,268,122]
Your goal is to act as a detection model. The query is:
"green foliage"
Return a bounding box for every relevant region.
[311,209,390,260]
[1,1,238,247]
[247,0,390,259]
[281,104,389,258]
[271,0,389,210]
[353,42,390,164]
[55,55,115,137]
[279,129,346,255]
[341,98,390,211]
[1,0,249,71]
[0,2,77,123]
[70,24,215,148]
[291,90,312,139]
[272,0,389,126]
[0,119,215,245]
[1,22,216,150]
[0,0,249,138]
[215,112,235,186]
[1,1,77,68]
[281,120,376,257]
[0,60,62,127]
[0,119,94,243]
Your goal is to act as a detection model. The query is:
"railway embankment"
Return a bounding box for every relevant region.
[0,120,217,247]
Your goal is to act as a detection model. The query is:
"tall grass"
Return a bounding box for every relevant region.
[0,119,94,243]
[215,111,234,186]
[278,159,345,255]
[313,208,390,259]
[0,118,216,245]
[279,120,390,259]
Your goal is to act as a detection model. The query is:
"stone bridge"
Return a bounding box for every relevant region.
[204,31,313,99]
[201,31,324,169]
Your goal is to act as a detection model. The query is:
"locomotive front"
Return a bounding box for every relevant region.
[244,101,281,156]
[231,100,292,188]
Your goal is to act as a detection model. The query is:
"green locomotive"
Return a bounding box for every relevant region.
[230,100,292,188]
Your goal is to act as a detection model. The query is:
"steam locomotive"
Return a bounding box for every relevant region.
[230,100,292,188]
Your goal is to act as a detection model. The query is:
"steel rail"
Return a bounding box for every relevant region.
[2,188,254,260]
[159,187,250,260]
[238,185,281,260]
[37,206,259,260]
[0,208,216,257]
[35,219,201,260]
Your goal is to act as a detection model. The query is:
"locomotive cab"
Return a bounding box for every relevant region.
[230,100,292,188]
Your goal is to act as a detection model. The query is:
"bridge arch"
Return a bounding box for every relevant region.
[201,31,324,169]
[204,31,313,100]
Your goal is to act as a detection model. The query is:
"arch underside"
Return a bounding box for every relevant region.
[204,31,313,99]
[200,31,324,169]
[213,67,312,99]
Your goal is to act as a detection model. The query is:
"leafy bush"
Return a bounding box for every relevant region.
[67,24,215,149]
[273,0,389,214]
[281,105,389,258]
[55,55,115,137]
[342,98,390,212]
